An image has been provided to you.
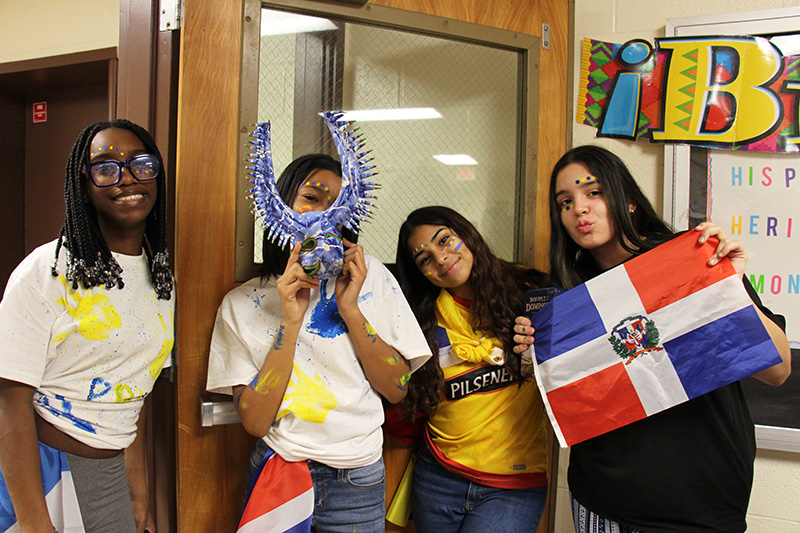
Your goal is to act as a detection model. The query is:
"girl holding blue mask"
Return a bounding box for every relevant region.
[207,153,431,532]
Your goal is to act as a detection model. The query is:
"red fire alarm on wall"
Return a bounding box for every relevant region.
[33,102,47,123]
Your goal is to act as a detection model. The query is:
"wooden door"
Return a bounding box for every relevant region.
[174,1,569,531]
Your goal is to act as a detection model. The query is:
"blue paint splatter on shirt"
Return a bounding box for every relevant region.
[36,394,96,434]
[87,377,113,400]
[307,279,348,338]
[358,291,373,303]
[386,278,402,294]
[251,289,262,308]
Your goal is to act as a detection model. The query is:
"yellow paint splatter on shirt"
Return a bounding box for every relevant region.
[115,383,135,402]
[277,363,338,424]
[149,311,174,378]
[53,276,122,342]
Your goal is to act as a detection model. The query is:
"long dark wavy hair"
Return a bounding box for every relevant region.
[52,119,172,300]
[395,206,547,417]
[259,154,357,280]
[549,145,673,288]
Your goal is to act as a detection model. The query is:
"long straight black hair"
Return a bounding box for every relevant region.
[548,145,672,288]
[53,119,172,300]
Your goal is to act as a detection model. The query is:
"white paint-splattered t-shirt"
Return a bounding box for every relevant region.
[0,240,174,450]
[207,254,431,468]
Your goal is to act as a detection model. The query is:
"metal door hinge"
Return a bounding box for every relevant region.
[542,23,551,50]
[160,0,183,31]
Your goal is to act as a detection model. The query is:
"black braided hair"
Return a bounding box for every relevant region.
[52,119,173,300]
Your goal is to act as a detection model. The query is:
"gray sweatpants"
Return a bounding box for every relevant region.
[65,452,136,533]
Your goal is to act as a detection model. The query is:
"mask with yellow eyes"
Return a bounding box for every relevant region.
[247,111,378,279]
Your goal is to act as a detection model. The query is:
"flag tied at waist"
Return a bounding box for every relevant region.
[529,232,782,447]
[236,446,313,533]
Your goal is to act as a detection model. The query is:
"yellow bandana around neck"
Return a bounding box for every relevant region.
[435,289,504,365]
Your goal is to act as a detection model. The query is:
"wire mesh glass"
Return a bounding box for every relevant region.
[254,8,521,264]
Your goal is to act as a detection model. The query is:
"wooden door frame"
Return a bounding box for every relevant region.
[174,1,254,530]
[118,1,181,531]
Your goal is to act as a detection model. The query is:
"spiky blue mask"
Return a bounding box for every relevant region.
[247,111,378,279]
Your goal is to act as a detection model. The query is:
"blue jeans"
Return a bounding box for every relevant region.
[411,442,547,533]
[246,439,385,532]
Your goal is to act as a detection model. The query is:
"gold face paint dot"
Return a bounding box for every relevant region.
[575,175,597,185]
[302,181,330,192]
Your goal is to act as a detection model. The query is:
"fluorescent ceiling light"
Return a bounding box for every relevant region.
[261,11,337,36]
[338,108,442,122]
[433,154,478,166]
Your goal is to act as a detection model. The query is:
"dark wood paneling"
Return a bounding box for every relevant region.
[0,48,116,91]
[117,2,180,530]
[0,89,25,294]
[118,0,157,128]
[24,84,108,253]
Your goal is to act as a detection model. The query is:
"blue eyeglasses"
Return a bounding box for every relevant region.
[84,154,161,187]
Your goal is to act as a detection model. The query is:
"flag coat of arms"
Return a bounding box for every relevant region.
[530,232,782,448]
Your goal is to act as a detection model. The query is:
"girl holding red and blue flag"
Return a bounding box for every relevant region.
[514,145,791,533]
[394,206,551,532]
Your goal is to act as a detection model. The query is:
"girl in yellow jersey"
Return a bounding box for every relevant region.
[394,206,550,532]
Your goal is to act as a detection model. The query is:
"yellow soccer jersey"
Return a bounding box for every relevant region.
[427,316,548,489]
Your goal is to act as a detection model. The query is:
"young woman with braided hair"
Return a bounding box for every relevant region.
[56,120,172,297]
[0,119,174,532]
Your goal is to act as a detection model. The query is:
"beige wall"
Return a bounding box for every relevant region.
[0,0,119,64]
[564,1,800,531]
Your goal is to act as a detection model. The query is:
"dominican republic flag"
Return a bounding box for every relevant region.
[236,446,313,533]
[0,442,84,532]
[530,232,782,448]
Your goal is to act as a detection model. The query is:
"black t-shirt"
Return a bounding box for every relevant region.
[568,271,786,532]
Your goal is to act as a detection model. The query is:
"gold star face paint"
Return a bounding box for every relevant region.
[408,224,474,293]
[301,181,333,206]
[90,145,125,158]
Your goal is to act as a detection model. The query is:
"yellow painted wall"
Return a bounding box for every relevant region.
[0,0,119,64]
